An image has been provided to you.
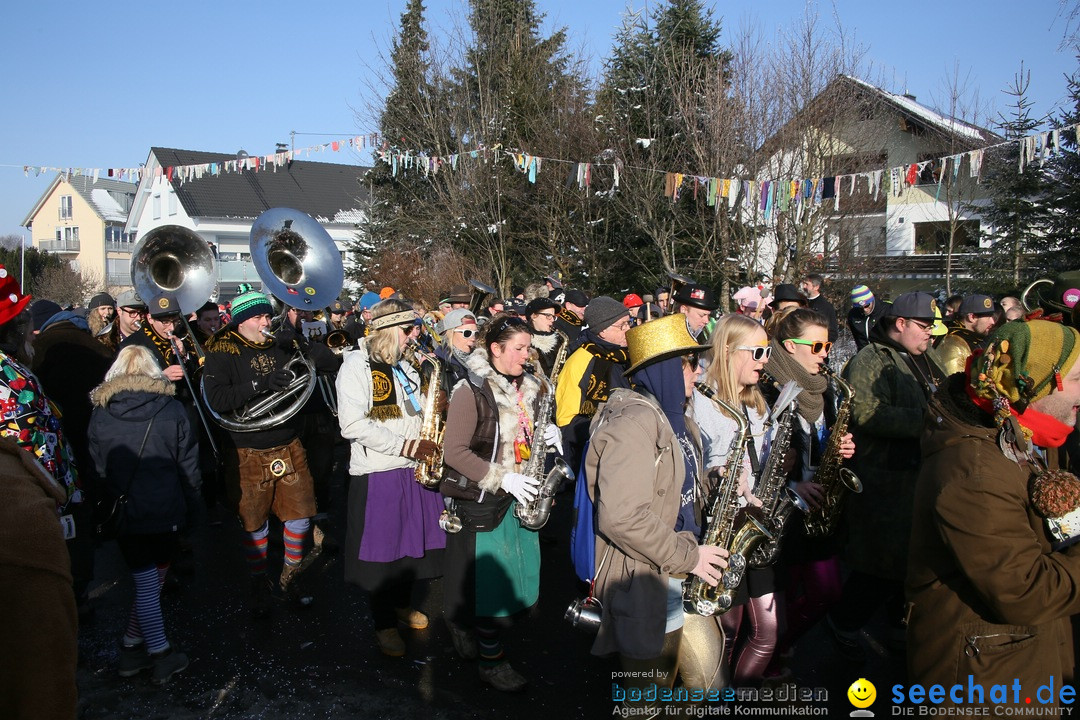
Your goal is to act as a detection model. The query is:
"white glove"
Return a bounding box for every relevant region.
[542,424,563,456]
[501,472,541,504]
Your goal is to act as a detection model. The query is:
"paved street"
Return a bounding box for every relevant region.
[76,444,905,719]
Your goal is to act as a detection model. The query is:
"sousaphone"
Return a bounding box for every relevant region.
[204,208,345,432]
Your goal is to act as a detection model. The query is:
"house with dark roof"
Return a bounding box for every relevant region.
[125,147,370,298]
[21,174,138,287]
[750,75,1001,288]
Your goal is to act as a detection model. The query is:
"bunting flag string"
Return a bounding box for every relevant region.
[7,120,1080,227]
[13,133,382,186]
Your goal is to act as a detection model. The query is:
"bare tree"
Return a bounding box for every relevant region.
[34,265,98,307]
[929,62,994,295]
[743,6,880,287]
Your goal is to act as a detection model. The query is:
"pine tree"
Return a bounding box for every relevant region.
[593,0,741,295]
[977,66,1055,293]
[1045,55,1080,271]
[439,0,594,292]
[350,0,445,290]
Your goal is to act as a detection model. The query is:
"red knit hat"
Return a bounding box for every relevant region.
[622,293,644,309]
[0,265,31,326]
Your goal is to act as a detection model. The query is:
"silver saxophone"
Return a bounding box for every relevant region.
[748,373,809,568]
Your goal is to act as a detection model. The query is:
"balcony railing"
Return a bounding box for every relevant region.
[105,241,137,253]
[39,239,81,252]
[816,252,981,277]
[106,273,133,288]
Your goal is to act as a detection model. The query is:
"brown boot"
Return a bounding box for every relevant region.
[375,628,406,657]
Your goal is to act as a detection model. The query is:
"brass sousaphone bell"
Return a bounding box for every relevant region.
[467,279,497,317]
[204,208,345,432]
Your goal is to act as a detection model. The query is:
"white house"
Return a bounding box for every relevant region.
[126,147,370,301]
[752,75,1000,285]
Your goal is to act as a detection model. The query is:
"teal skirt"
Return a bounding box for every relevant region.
[474,501,540,617]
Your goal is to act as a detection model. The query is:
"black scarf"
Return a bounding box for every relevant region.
[367,359,402,421]
[576,329,630,417]
[558,308,582,327]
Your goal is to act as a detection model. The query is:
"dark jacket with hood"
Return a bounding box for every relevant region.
[88,374,201,535]
[846,299,890,351]
[31,320,114,492]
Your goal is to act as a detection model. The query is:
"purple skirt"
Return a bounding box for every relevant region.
[356,467,446,563]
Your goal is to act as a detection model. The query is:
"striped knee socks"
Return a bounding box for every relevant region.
[283,518,310,568]
[130,565,169,654]
[124,564,169,646]
[242,522,270,575]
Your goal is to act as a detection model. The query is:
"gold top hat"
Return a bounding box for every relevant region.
[624,314,701,376]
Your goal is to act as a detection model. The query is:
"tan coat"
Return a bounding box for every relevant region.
[907,384,1080,703]
[585,388,704,659]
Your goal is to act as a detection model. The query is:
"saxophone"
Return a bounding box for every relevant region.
[747,373,809,568]
[802,365,862,538]
[408,340,445,488]
[515,334,573,530]
[684,383,773,616]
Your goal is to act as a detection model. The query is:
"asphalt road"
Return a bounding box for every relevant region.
[76,442,905,719]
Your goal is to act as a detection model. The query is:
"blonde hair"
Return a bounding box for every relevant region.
[703,314,767,415]
[366,298,413,364]
[106,345,167,383]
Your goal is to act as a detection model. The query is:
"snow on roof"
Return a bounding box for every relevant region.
[332,209,366,224]
[844,76,989,143]
[91,188,129,222]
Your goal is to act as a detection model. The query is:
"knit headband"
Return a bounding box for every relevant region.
[370,310,417,331]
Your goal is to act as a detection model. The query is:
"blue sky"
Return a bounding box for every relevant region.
[2,0,1075,242]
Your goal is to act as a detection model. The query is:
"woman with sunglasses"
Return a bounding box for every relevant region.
[441,313,557,692]
[337,299,446,658]
[755,307,855,678]
[434,308,478,390]
[524,297,566,379]
[691,313,779,685]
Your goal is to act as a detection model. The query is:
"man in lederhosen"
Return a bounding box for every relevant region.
[202,289,318,615]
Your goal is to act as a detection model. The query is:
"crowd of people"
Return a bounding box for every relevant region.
[5,261,1080,719]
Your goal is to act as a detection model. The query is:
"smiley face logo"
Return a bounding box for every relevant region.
[847,678,876,709]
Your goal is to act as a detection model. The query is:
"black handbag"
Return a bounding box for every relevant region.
[94,418,153,540]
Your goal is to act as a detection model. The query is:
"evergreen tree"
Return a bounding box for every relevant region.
[438,0,594,293]
[977,66,1055,293]
[1046,55,1080,271]
[594,0,742,295]
[350,0,445,290]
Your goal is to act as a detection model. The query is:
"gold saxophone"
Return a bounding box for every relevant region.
[515,331,573,530]
[802,365,862,537]
[408,340,445,488]
[684,383,773,616]
[748,372,808,569]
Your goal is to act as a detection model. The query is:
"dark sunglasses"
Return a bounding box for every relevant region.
[786,338,833,355]
[736,345,772,362]
[490,316,527,335]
